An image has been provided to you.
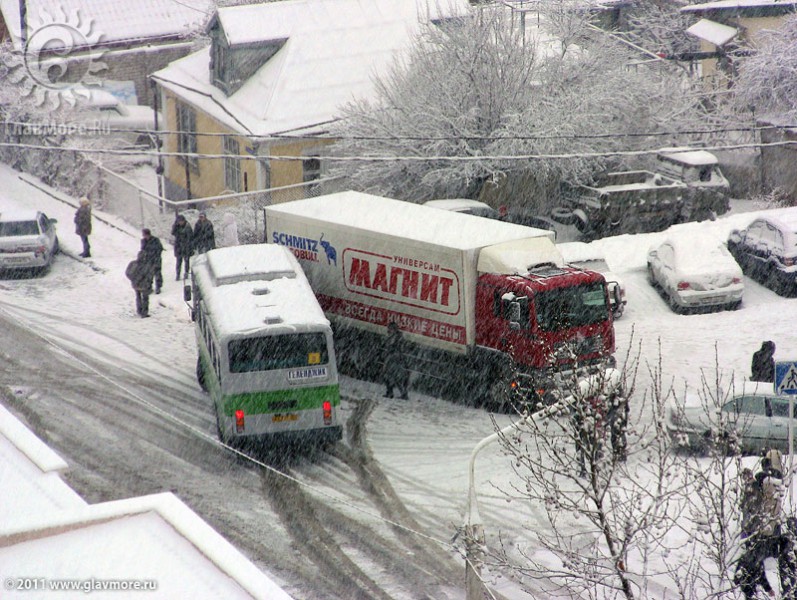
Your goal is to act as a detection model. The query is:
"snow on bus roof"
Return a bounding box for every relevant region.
[206,245,297,286]
[198,245,329,335]
[266,191,555,250]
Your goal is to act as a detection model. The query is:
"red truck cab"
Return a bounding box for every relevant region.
[475,265,615,404]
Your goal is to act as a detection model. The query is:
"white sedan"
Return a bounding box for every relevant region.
[646,237,743,313]
[0,209,59,275]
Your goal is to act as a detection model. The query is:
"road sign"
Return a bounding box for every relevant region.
[775,361,797,396]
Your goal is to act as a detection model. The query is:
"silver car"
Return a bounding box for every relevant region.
[667,382,796,455]
[0,210,60,274]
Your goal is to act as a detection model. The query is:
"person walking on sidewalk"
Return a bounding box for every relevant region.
[140,228,164,294]
[193,212,216,254]
[171,214,193,280]
[125,251,152,318]
[74,198,92,258]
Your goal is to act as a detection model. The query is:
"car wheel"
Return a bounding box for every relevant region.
[53,237,60,255]
[551,207,577,226]
[728,300,742,311]
[668,294,684,315]
[647,264,656,286]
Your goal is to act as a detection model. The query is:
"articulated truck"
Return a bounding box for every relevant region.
[265,191,616,409]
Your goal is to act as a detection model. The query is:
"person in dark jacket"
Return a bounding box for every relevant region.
[171,214,193,280]
[126,251,152,318]
[74,198,92,257]
[382,322,409,399]
[140,228,164,294]
[193,212,216,254]
[751,341,776,383]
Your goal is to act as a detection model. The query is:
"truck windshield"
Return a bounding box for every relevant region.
[534,283,608,332]
[228,333,328,373]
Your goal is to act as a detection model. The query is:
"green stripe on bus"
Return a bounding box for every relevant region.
[221,385,341,416]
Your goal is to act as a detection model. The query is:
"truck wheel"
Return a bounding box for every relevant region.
[197,357,208,391]
[572,209,589,233]
[551,207,576,225]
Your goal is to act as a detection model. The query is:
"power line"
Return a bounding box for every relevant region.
[1,138,795,162]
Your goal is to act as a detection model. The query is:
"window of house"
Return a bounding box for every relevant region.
[303,156,321,188]
[176,103,198,170]
[223,136,241,192]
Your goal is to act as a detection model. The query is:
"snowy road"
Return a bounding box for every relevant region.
[4,165,797,599]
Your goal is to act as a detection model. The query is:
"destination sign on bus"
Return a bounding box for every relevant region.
[288,366,328,381]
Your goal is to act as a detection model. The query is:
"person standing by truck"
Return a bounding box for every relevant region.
[382,322,409,399]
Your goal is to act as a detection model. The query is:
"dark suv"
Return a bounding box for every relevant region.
[727,210,797,296]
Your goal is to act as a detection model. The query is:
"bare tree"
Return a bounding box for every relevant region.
[330,4,710,210]
[480,340,754,599]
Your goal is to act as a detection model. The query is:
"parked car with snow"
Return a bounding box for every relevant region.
[73,89,160,147]
[667,382,795,455]
[727,209,797,297]
[559,242,626,318]
[646,237,743,313]
[0,210,59,275]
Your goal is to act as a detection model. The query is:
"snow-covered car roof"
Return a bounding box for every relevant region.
[0,209,44,222]
[558,241,608,264]
[651,237,742,278]
[657,147,719,166]
[422,199,497,214]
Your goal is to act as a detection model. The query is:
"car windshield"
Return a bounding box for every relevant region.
[0,220,39,236]
[534,282,608,331]
[228,332,328,373]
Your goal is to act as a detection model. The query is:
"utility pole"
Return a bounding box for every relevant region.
[19,0,27,47]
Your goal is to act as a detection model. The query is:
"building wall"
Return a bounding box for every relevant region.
[161,90,336,203]
[162,89,258,201]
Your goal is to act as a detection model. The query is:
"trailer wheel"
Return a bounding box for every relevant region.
[196,357,208,392]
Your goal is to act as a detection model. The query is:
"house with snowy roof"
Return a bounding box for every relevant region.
[681,0,797,90]
[0,0,212,106]
[150,0,470,203]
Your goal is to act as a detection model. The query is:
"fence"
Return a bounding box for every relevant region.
[94,165,345,244]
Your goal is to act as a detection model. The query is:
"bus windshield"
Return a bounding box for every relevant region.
[228,332,329,373]
[534,283,608,332]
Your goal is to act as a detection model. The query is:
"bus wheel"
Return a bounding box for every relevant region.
[196,357,208,392]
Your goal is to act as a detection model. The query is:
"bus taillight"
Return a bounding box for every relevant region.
[322,401,332,425]
[235,409,245,433]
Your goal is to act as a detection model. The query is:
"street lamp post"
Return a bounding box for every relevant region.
[463,368,621,599]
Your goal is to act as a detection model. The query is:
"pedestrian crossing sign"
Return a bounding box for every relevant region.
[775,361,797,395]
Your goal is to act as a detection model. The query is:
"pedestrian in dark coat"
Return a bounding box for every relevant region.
[751,341,776,383]
[382,322,409,399]
[171,214,193,280]
[74,198,92,257]
[734,467,776,599]
[126,251,152,318]
[193,212,216,254]
[140,228,164,294]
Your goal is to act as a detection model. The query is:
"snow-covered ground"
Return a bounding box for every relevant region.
[2,160,797,598]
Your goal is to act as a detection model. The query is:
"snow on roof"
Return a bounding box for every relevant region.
[659,236,742,277]
[0,403,86,521]
[682,0,797,12]
[423,199,495,212]
[0,404,292,600]
[152,0,471,137]
[686,18,739,47]
[195,245,330,336]
[0,209,44,221]
[0,0,213,49]
[265,191,555,252]
[658,147,720,166]
[0,494,292,600]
